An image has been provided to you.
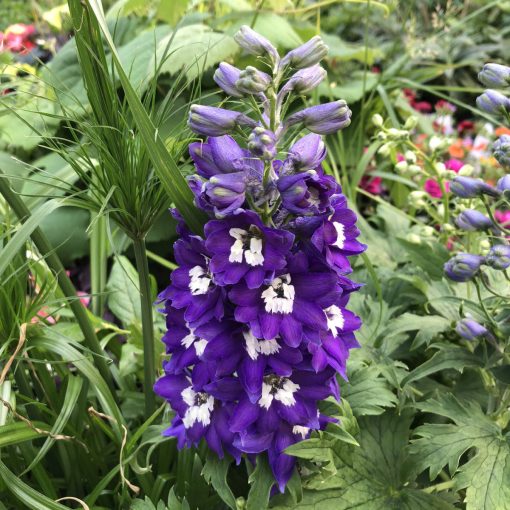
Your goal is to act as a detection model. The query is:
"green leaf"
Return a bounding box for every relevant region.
[278,412,455,510]
[247,455,275,510]
[397,238,451,280]
[410,393,510,510]
[0,421,51,448]
[0,459,70,510]
[322,33,384,64]
[341,365,398,416]
[0,198,63,279]
[106,255,142,327]
[154,25,238,82]
[201,452,236,510]
[23,376,83,473]
[402,345,483,387]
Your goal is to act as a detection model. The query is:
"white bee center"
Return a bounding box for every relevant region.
[332,222,346,249]
[229,227,264,266]
[188,265,212,295]
[261,274,295,314]
[258,375,300,409]
[293,425,310,438]
[325,305,344,337]
[181,327,208,357]
[243,330,280,360]
[181,387,214,428]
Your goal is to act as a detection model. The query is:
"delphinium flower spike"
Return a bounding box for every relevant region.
[155,27,365,492]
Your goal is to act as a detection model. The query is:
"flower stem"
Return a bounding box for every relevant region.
[0,171,116,394]
[132,235,156,417]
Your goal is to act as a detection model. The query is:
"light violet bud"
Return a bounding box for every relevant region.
[372,114,384,127]
[286,65,327,94]
[497,174,510,192]
[455,209,494,231]
[280,36,328,69]
[236,66,271,94]
[476,89,510,115]
[188,105,256,136]
[456,318,489,340]
[486,244,510,270]
[450,176,499,198]
[478,63,510,88]
[234,25,279,62]
[285,100,351,135]
[444,253,485,282]
[214,62,243,97]
[205,172,247,218]
[493,135,510,167]
[285,133,326,172]
[247,127,277,160]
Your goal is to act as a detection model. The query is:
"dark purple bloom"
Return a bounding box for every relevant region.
[159,235,225,327]
[494,136,510,168]
[486,244,510,270]
[455,209,495,231]
[236,66,272,94]
[444,253,484,282]
[234,25,279,62]
[278,169,337,216]
[188,105,256,137]
[247,127,277,161]
[204,172,247,217]
[286,100,352,135]
[205,211,294,288]
[455,318,489,340]
[478,63,510,88]
[476,89,510,115]
[310,195,366,274]
[229,251,339,346]
[450,176,499,198]
[214,62,243,97]
[281,35,328,69]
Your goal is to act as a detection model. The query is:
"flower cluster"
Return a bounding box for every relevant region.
[154,27,365,491]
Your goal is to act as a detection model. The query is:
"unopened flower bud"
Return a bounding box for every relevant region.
[497,174,510,192]
[395,161,408,172]
[408,190,428,208]
[236,66,271,94]
[435,162,446,175]
[450,176,499,198]
[442,223,455,233]
[479,239,491,255]
[478,63,510,88]
[456,209,494,231]
[493,135,510,167]
[281,35,328,69]
[378,143,391,156]
[421,226,436,237]
[372,114,384,127]
[476,89,510,115]
[214,62,243,97]
[404,116,418,130]
[404,151,416,164]
[456,318,489,340]
[408,164,421,175]
[429,135,445,151]
[188,105,256,136]
[285,65,327,94]
[376,131,387,141]
[458,164,474,176]
[406,233,422,244]
[205,172,247,217]
[248,127,277,160]
[444,253,484,282]
[234,25,279,61]
[285,100,351,135]
[486,244,510,270]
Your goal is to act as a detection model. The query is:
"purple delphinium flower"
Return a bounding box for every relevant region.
[156,26,365,493]
[455,209,495,232]
[493,135,510,168]
[456,318,489,340]
[476,89,510,115]
[485,244,510,270]
[205,210,294,288]
[450,176,500,198]
[444,253,485,282]
[478,63,510,88]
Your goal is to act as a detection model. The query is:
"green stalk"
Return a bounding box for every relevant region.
[90,212,108,317]
[0,171,116,394]
[132,236,156,417]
